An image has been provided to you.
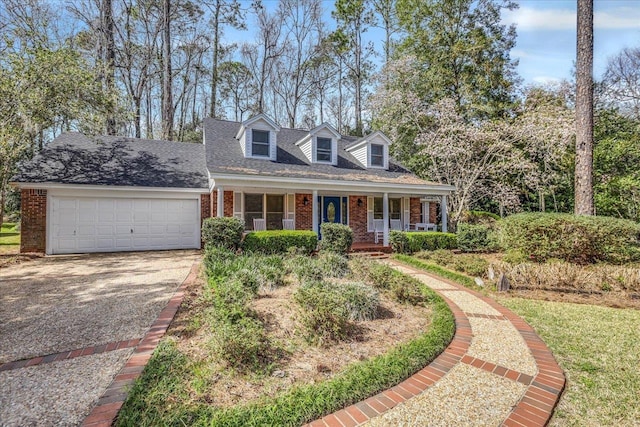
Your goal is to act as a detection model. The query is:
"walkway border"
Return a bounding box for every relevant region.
[306,261,565,427]
[80,262,200,427]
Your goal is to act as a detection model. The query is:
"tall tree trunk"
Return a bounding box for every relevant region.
[210,0,220,118]
[161,0,174,140]
[575,0,594,215]
[102,0,116,135]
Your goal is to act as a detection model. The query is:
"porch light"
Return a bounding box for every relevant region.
[357,198,363,207]
[303,196,309,206]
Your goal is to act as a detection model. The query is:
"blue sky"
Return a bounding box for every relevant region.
[227,0,640,87]
[504,0,640,85]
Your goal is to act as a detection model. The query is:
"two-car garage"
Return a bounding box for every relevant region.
[48,191,201,255]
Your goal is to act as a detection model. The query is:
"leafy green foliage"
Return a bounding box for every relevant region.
[243,230,317,254]
[458,210,500,225]
[415,250,489,278]
[294,281,351,345]
[456,223,498,252]
[209,316,271,370]
[319,223,353,255]
[337,282,379,321]
[201,216,245,250]
[394,255,479,289]
[390,231,457,254]
[498,213,640,264]
[317,251,350,278]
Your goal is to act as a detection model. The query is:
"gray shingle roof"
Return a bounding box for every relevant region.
[12,132,209,189]
[203,118,432,185]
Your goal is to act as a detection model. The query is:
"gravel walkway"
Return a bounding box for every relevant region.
[307,259,565,427]
[0,250,199,427]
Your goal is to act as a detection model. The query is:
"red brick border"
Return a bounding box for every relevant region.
[81,262,200,427]
[0,339,141,372]
[305,261,565,427]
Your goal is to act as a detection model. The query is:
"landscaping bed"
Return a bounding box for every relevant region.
[116,250,454,426]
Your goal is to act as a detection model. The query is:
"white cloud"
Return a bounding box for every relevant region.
[503,6,640,31]
[532,76,562,85]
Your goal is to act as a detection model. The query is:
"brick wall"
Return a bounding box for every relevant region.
[410,198,422,225]
[210,190,234,217]
[430,202,437,223]
[349,195,374,243]
[200,193,211,222]
[295,193,313,231]
[21,189,47,253]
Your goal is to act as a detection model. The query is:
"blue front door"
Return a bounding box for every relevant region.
[320,196,341,236]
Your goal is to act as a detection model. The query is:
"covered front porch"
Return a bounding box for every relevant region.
[206,177,453,245]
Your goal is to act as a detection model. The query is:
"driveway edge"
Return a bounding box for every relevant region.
[81,261,200,427]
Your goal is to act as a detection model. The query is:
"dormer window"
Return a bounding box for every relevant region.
[370,144,384,167]
[235,114,280,160]
[252,130,270,157]
[316,137,332,163]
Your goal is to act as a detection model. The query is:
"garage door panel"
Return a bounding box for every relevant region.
[51,196,199,254]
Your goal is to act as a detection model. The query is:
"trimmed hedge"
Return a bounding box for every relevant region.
[243,230,317,254]
[456,223,498,252]
[319,223,353,255]
[389,231,457,254]
[201,217,244,250]
[497,212,640,264]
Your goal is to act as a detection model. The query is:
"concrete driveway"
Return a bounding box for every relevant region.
[0,250,200,426]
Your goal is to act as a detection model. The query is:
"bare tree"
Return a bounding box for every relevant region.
[575,0,594,215]
[602,47,640,120]
[161,0,173,140]
[372,0,398,64]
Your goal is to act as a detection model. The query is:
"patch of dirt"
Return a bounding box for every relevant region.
[167,274,432,409]
[498,289,640,310]
[0,253,41,270]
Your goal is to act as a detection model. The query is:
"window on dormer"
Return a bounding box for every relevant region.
[371,143,384,167]
[252,130,270,157]
[317,137,332,162]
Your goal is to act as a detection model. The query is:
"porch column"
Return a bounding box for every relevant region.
[383,192,389,246]
[312,190,319,235]
[217,186,224,217]
[441,194,448,232]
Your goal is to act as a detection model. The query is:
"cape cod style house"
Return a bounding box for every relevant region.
[12,114,454,255]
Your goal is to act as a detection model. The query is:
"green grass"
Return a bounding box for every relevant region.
[115,269,455,426]
[499,298,640,426]
[393,254,480,290]
[0,222,20,253]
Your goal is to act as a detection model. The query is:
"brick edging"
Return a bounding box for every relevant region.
[306,261,565,427]
[81,262,200,427]
[0,339,141,372]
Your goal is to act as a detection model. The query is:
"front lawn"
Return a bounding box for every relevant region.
[116,251,454,426]
[500,298,640,427]
[0,222,20,254]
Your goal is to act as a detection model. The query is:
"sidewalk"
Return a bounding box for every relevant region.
[307,260,565,427]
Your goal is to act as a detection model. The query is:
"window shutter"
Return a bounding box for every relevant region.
[247,129,252,157]
[286,193,295,220]
[403,197,410,231]
[270,130,277,160]
[367,196,374,231]
[233,192,243,220]
[332,139,338,165]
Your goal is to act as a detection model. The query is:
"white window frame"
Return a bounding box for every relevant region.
[251,129,271,158]
[315,136,333,164]
[370,143,384,167]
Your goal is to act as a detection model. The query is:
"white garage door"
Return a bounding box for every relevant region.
[50,196,200,254]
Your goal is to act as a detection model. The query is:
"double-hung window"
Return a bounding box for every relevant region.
[316,137,332,162]
[373,197,401,220]
[252,130,270,157]
[370,144,384,167]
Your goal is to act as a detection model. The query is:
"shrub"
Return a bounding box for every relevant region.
[388,273,424,305]
[319,223,353,255]
[252,255,286,290]
[390,232,457,254]
[349,256,394,289]
[201,217,245,250]
[288,255,325,284]
[294,282,350,345]
[317,252,350,278]
[230,268,260,295]
[336,282,379,321]
[203,245,237,278]
[389,231,409,253]
[450,255,489,277]
[457,223,498,252]
[210,279,253,323]
[243,230,317,255]
[209,316,270,369]
[498,213,640,264]
[415,249,455,266]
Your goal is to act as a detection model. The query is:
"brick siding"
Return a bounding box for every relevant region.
[430,202,437,223]
[210,190,233,217]
[410,198,422,225]
[349,195,374,243]
[295,193,313,231]
[20,189,47,253]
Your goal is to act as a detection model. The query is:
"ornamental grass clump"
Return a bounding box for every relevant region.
[294,281,350,345]
[317,251,350,278]
[336,282,379,321]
